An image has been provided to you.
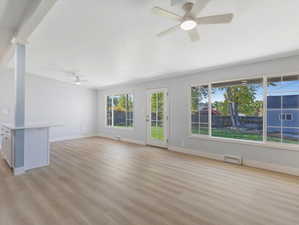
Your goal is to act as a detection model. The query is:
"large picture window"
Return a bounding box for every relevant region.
[191,75,299,146]
[106,94,134,128]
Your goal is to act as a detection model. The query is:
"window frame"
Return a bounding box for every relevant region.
[188,74,299,152]
[104,92,135,130]
[189,85,210,136]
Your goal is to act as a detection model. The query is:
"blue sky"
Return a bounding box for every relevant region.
[268,80,299,96]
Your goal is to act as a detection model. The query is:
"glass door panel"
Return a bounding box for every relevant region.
[147,89,168,147]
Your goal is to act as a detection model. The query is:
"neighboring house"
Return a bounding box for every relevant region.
[267,95,299,140]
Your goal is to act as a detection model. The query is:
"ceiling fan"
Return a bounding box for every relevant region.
[152,0,234,42]
[43,65,89,85]
[63,70,88,86]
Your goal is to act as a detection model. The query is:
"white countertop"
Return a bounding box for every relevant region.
[0,122,62,130]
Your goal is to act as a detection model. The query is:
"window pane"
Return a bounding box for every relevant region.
[113,96,126,127]
[157,93,164,113]
[191,85,209,135]
[157,121,164,141]
[107,94,134,128]
[158,111,164,121]
[267,75,299,145]
[211,78,263,141]
[151,93,157,112]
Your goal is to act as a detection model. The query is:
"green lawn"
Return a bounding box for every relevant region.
[151,126,164,141]
[212,128,263,141]
[151,126,298,144]
[193,128,263,141]
[193,128,299,144]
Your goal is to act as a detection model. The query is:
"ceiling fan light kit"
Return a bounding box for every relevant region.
[180,19,197,31]
[75,77,81,85]
[152,0,234,42]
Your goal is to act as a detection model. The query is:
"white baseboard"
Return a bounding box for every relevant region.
[168,146,224,161]
[50,134,97,142]
[168,145,299,177]
[244,159,299,177]
[97,133,145,145]
[14,167,25,176]
[121,138,146,145]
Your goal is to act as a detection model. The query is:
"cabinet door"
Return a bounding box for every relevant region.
[2,133,12,168]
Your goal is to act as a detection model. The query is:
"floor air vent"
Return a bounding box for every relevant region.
[224,155,243,165]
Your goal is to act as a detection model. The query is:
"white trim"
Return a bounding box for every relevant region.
[244,160,299,177]
[50,134,97,142]
[97,133,146,145]
[168,146,299,177]
[121,138,146,145]
[13,167,25,176]
[11,37,28,45]
[168,145,224,161]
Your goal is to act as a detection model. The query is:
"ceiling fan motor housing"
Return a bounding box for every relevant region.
[183,2,194,12]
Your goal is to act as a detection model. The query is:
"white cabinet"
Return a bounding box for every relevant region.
[1,126,14,168]
[0,123,56,175]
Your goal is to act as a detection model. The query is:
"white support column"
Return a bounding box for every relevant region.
[13,39,27,173]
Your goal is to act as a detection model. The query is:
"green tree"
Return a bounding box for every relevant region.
[191,86,209,113]
[222,85,258,128]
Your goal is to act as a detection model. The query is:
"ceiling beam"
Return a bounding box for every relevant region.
[0,0,58,65]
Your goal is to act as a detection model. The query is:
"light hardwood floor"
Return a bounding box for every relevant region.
[1,137,299,225]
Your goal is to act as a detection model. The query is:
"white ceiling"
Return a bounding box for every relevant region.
[25,0,299,88]
[0,0,40,61]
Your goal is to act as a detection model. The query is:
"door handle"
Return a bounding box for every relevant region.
[146,115,150,122]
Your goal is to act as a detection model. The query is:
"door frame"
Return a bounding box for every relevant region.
[146,88,169,148]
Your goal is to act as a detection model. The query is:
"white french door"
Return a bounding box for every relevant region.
[146,88,168,147]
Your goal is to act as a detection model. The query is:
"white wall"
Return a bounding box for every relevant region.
[0,67,97,141]
[97,55,299,175]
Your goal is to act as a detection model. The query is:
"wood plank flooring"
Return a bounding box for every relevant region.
[1,137,299,225]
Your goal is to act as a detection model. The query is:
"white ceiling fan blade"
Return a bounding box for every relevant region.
[152,7,182,21]
[196,14,234,24]
[187,28,200,42]
[190,0,211,16]
[171,0,182,6]
[157,24,181,37]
